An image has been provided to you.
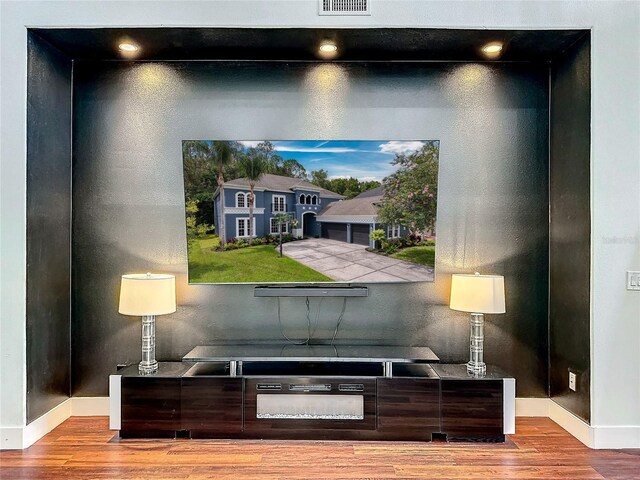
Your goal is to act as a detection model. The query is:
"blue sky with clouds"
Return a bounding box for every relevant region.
[237,140,430,182]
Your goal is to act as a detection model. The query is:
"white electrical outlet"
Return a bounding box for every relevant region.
[569,372,577,392]
[627,271,640,291]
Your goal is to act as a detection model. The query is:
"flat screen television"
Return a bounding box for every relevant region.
[182,140,439,284]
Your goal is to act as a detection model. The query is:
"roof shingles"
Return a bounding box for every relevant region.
[224,173,343,199]
[317,188,382,217]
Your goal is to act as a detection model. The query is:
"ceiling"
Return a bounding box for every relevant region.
[33,28,588,62]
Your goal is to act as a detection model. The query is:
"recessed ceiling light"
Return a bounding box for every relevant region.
[482,43,502,54]
[481,42,503,58]
[319,42,338,53]
[118,42,140,53]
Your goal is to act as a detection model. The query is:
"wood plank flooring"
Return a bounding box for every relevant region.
[1,417,638,479]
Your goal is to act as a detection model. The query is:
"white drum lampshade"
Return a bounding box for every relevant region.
[449,273,505,314]
[119,273,176,316]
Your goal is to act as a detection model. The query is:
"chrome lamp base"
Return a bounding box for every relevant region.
[467,312,486,376]
[139,315,158,375]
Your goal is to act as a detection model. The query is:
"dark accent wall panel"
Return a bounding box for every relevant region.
[72,61,549,397]
[26,32,72,422]
[549,35,591,422]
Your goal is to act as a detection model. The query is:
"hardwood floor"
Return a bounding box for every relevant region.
[1,417,638,479]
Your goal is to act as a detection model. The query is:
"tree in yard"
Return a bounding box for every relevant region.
[281,158,307,179]
[377,141,439,235]
[237,152,268,245]
[183,140,246,232]
[182,140,218,226]
[249,142,308,179]
[182,141,217,198]
[182,140,238,246]
[309,172,381,199]
[185,199,213,246]
[359,180,383,193]
[212,141,237,246]
[249,141,283,174]
[309,169,329,189]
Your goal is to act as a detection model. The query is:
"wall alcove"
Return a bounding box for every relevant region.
[25,27,590,424]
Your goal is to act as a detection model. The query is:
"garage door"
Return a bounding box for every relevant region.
[351,224,371,246]
[321,223,347,242]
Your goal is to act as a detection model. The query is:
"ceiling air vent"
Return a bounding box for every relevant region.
[319,0,371,16]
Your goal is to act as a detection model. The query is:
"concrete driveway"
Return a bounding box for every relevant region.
[280,238,435,282]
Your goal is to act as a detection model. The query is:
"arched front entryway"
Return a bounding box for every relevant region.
[302,211,318,238]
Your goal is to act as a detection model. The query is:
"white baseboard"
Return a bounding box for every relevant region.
[590,423,640,449]
[516,398,592,446]
[0,426,24,450]
[0,397,109,450]
[519,398,640,449]
[548,399,592,446]
[515,397,550,417]
[1,399,72,450]
[71,397,110,416]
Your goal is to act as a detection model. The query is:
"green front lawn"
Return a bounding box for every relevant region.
[391,246,436,268]
[188,235,332,283]
[196,234,221,250]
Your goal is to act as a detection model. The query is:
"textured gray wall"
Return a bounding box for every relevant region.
[26,33,72,422]
[72,61,549,397]
[550,35,591,422]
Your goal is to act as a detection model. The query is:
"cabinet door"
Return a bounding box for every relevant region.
[181,377,243,437]
[120,377,182,438]
[377,378,440,440]
[440,379,504,441]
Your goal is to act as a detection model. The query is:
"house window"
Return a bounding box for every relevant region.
[387,225,401,238]
[299,194,305,205]
[272,195,286,212]
[236,192,248,208]
[270,218,289,234]
[237,217,256,238]
[311,195,317,205]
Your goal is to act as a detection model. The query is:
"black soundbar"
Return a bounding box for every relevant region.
[253,286,369,297]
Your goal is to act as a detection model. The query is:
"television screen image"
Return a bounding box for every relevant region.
[182,140,439,284]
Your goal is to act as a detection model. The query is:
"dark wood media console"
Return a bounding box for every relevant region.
[109,346,515,442]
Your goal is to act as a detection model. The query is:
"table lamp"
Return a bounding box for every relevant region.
[449,272,505,376]
[118,273,176,374]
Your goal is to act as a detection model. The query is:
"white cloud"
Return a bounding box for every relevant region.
[328,173,386,182]
[326,162,397,182]
[238,141,262,148]
[274,146,357,153]
[378,141,425,155]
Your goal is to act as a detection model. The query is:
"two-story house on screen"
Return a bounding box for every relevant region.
[213,173,344,240]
